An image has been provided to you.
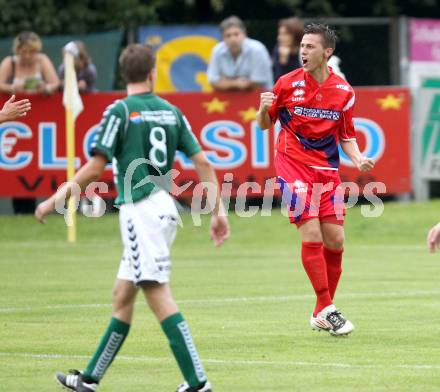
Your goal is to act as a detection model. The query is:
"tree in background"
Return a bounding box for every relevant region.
[0,0,439,37]
[0,0,438,88]
[156,0,440,22]
[0,0,160,36]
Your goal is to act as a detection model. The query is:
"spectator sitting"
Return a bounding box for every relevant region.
[0,31,59,214]
[58,41,97,92]
[272,17,304,83]
[207,15,273,91]
[0,31,60,95]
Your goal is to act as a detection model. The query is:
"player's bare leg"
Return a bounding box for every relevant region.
[141,282,212,392]
[111,278,139,323]
[321,222,344,249]
[298,218,323,242]
[56,279,137,391]
[141,281,178,321]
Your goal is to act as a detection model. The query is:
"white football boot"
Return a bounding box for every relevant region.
[310,304,354,336]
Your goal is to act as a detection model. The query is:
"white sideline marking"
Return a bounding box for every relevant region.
[0,352,439,370]
[355,245,425,250]
[1,290,440,313]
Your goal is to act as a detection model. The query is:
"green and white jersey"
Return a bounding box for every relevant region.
[90,93,201,205]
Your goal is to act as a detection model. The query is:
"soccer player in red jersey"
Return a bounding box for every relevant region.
[257,23,374,336]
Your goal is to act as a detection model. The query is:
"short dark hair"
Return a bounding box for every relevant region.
[119,44,155,83]
[303,23,337,50]
[219,15,246,35]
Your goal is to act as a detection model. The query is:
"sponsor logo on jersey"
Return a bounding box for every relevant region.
[336,84,350,91]
[293,180,307,194]
[129,112,142,124]
[293,89,305,96]
[292,97,305,102]
[292,80,305,88]
[293,106,341,121]
[129,110,177,125]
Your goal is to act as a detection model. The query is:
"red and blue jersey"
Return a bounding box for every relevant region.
[268,67,356,170]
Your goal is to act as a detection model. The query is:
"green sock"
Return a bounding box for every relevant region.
[83,317,130,382]
[161,312,207,388]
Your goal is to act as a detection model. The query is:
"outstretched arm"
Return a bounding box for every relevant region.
[0,95,31,122]
[35,154,107,223]
[340,140,374,172]
[190,151,230,247]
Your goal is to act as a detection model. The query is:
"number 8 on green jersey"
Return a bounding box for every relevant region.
[91,92,201,205]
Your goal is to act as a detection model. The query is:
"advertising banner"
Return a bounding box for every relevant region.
[138,25,220,93]
[409,18,440,88]
[415,88,440,179]
[0,89,411,198]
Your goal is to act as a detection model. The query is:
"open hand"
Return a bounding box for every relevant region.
[0,95,31,121]
[35,198,55,224]
[210,215,230,247]
[427,222,440,253]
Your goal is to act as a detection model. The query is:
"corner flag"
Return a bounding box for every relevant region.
[63,41,84,243]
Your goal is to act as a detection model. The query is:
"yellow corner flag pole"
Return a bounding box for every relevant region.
[66,107,76,243]
[63,42,84,243]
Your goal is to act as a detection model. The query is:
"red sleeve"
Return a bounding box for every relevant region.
[268,78,283,123]
[339,92,357,141]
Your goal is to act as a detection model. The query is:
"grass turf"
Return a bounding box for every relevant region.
[1,201,440,391]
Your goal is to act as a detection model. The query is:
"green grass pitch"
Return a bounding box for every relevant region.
[1,201,440,391]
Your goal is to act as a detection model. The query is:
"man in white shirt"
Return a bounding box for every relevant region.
[207,16,273,91]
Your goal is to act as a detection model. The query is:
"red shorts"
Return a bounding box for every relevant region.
[275,152,345,227]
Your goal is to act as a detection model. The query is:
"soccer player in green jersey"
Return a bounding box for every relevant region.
[35,44,229,392]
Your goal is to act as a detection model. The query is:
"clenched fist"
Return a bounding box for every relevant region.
[259,92,276,113]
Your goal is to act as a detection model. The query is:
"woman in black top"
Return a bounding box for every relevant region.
[272,17,304,83]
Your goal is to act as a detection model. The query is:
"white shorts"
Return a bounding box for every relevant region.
[117,190,179,285]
